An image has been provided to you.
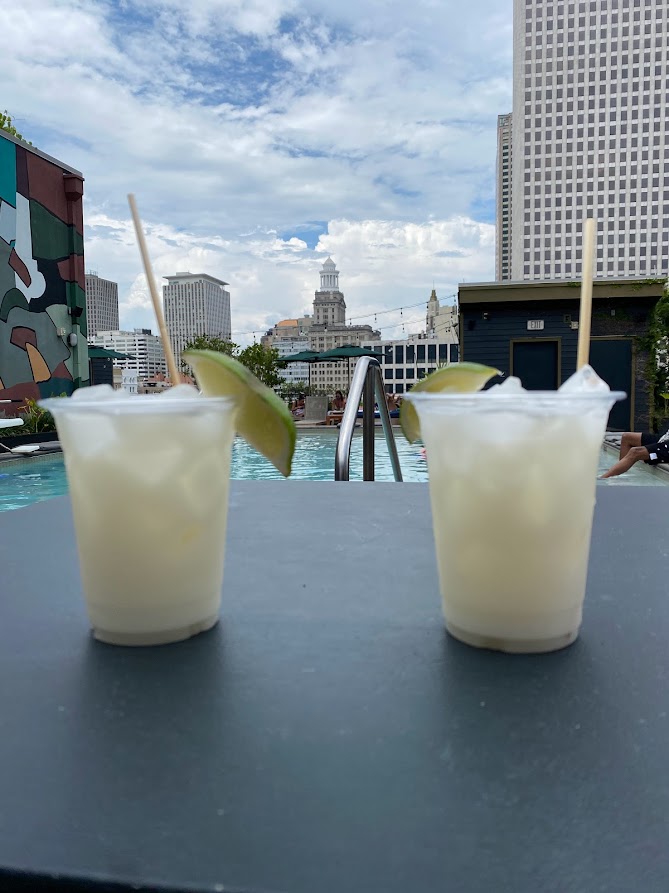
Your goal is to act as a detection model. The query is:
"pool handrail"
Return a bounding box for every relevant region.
[334,357,403,482]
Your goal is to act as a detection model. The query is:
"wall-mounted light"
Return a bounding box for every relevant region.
[67,333,78,347]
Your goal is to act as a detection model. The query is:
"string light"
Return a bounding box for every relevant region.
[231,295,458,339]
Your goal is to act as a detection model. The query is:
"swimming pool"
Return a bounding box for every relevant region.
[0,430,666,511]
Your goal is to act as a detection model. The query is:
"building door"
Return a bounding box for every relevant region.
[511,339,559,390]
[589,338,633,431]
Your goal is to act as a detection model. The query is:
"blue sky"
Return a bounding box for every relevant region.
[2,0,512,343]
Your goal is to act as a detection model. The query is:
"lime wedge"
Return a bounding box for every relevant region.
[401,362,501,443]
[183,349,296,477]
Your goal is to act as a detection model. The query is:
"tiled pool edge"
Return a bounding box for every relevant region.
[0,450,64,470]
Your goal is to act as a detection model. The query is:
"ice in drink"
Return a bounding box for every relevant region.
[41,386,236,646]
[407,367,624,653]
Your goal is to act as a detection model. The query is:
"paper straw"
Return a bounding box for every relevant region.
[576,216,596,370]
[127,194,181,385]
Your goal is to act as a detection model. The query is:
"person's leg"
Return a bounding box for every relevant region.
[601,445,650,478]
[619,432,642,459]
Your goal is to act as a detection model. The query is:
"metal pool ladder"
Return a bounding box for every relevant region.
[334,356,403,482]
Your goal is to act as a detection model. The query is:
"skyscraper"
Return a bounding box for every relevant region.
[496,113,513,280]
[499,0,669,281]
[85,272,119,337]
[163,273,232,369]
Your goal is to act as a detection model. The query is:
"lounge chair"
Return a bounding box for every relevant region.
[0,418,39,454]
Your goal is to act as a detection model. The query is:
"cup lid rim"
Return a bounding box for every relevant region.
[38,394,235,412]
[406,389,626,402]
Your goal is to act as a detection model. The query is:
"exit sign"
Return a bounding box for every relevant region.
[527,320,545,331]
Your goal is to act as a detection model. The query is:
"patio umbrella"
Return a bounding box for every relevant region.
[279,349,324,391]
[87,346,136,360]
[317,345,384,390]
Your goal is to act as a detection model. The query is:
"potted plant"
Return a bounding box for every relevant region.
[0,399,60,449]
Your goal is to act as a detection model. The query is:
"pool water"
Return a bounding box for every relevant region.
[0,431,666,511]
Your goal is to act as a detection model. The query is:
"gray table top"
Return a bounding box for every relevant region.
[1,482,668,893]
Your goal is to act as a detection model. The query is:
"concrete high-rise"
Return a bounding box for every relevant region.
[85,272,119,337]
[496,113,513,280]
[163,273,232,370]
[500,0,669,281]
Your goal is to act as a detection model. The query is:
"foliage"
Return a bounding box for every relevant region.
[181,335,238,371]
[17,398,56,434]
[0,110,31,144]
[181,334,285,390]
[277,380,310,402]
[639,286,669,430]
[236,342,284,389]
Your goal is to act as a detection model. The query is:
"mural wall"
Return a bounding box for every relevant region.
[0,132,88,408]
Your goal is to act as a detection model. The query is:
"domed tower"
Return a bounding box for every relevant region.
[313,257,346,326]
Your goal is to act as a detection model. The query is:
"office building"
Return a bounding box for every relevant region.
[85,272,119,337]
[261,315,313,348]
[500,0,669,281]
[309,286,458,395]
[163,273,232,370]
[89,329,167,381]
[304,257,380,392]
[275,338,312,387]
[496,113,513,280]
[308,257,380,350]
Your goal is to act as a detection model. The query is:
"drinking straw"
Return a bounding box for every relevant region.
[576,216,596,369]
[127,194,181,385]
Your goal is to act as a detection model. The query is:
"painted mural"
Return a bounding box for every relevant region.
[0,132,88,408]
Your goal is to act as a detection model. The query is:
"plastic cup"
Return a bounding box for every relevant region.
[407,387,624,653]
[40,392,236,646]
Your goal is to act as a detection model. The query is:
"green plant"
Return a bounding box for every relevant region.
[17,398,57,434]
[180,335,284,390]
[0,110,31,144]
[638,287,669,429]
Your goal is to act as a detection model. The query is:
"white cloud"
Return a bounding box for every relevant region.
[1,0,511,343]
[84,211,492,343]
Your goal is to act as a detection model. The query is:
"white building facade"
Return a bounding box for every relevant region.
[85,272,119,337]
[274,338,311,387]
[163,273,232,369]
[89,329,167,381]
[112,367,139,394]
[505,0,669,280]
